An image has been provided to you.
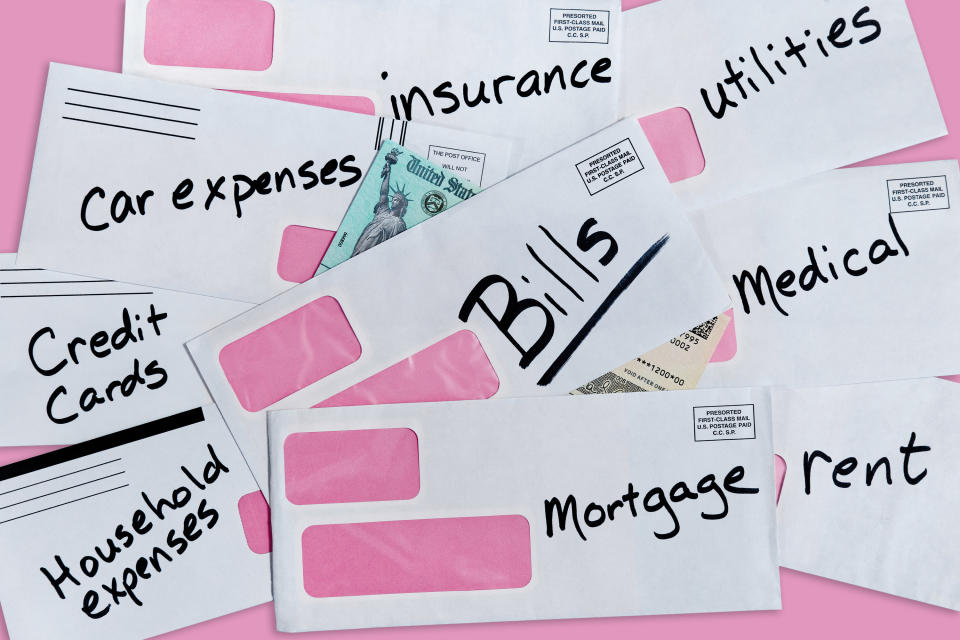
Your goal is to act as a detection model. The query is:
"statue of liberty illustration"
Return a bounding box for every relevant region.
[351,147,411,257]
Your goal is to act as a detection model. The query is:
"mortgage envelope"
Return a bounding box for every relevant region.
[0,254,250,445]
[15,64,512,303]
[266,388,780,630]
[187,118,731,493]
[621,0,945,209]
[122,0,621,171]
[691,161,960,388]
[0,406,271,640]
[774,379,960,610]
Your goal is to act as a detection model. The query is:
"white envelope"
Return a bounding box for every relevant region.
[622,0,945,209]
[122,0,620,171]
[0,406,271,640]
[16,64,512,303]
[692,161,960,388]
[0,254,250,445]
[268,388,780,630]
[187,118,731,493]
[774,379,960,610]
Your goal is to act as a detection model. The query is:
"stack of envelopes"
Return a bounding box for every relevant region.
[0,1,957,638]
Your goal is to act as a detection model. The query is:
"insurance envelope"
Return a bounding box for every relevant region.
[187,118,731,494]
[16,64,512,303]
[268,387,780,630]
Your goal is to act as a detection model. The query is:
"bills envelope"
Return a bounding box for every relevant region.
[16,64,512,303]
[267,388,780,629]
[692,161,960,388]
[621,0,945,209]
[123,0,620,171]
[187,118,732,493]
[0,254,249,445]
[774,379,960,610]
[0,406,271,640]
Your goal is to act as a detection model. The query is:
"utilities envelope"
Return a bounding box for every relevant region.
[16,64,512,303]
[0,406,271,640]
[123,0,621,171]
[0,254,250,445]
[774,379,960,611]
[268,388,780,630]
[187,118,731,493]
[621,0,945,209]
[692,161,960,388]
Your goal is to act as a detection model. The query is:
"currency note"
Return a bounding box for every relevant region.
[572,313,731,394]
[316,142,481,275]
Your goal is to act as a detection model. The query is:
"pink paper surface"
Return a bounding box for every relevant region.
[711,309,738,363]
[238,491,272,554]
[219,296,362,411]
[301,516,532,597]
[2,0,960,637]
[638,108,705,183]
[144,0,275,71]
[284,429,420,505]
[276,225,336,284]
[316,330,500,408]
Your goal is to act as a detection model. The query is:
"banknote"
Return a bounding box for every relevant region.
[316,142,481,274]
[572,313,731,394]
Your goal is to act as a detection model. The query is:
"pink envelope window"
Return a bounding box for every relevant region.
[219,297,362,411]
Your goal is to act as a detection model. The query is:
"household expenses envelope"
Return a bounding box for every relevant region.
[267,388,780,630]
[122,0,621,171]
[620,0,945,209]
[692,161,960,388]
[0,406,271,640]
[0,254,250,445]
[187,118,732,493]
[774,379,960,611]
[15,64,512,303]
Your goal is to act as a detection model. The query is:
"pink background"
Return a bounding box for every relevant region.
[0,0,957,637]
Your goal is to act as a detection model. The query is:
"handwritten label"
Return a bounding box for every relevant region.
[802,432,931,495]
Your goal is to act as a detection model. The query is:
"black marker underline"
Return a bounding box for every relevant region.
[0,471,126,510]
[62,117,196,140]
[67,87,201,111]
[0,484,130,525]
[0,458,122,497]
[537,234,670,386]
[65,102,198,126]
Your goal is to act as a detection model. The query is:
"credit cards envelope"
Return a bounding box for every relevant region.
[775,379,960,610]
[268,388,781,630]
[187,119,731,494]
[0,406,271,640]
[0,254,250,445]
[123,0,621,171]
[621,0,944,209]
[16,64,512,303]
[693,161,960,388]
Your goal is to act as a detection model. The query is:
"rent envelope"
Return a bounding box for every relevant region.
[122,0,620,171]
[268,387,780,630]
[692,161,960,388]
[0,406,271,640]
[0,254,250,445]
[621,0,945,209]
[187,118,731,493]
[16,64,512,303]
[774,379,960,610]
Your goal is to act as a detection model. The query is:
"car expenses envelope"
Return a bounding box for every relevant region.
[621,0,945,209]
[774,379,960,610]
[0,406,271,640]
[0,254,250,445]
[692,161,960,388]
[16,64,512,303]
[187,118,731,493]
[122,0,621,171]
[266,388,780,630]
